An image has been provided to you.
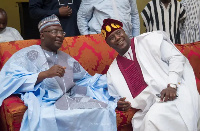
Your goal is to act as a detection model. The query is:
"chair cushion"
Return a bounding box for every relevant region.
[175,41,200,93]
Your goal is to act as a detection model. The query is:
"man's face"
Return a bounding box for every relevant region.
[41,25,65,52]
[106,29,130,55]
[0,13,7,32]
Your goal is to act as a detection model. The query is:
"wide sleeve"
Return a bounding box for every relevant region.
[77,0,94,35]
[107,69,121,99]
[0,58,41,106]
[29,0,59,19]
[160,40,186,85]
[129,0,140,36]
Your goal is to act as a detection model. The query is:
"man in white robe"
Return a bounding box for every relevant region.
[0,15,117,131]
[0,8,23,43]
[101,18,200,130]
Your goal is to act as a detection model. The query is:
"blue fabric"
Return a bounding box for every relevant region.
[0,45,117,131]
[77,0,140,38]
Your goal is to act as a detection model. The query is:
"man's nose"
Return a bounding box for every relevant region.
[56,32,63,37]
[115,34,120,41]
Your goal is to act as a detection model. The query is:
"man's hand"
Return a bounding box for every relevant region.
[36,65,66,84]
[117,97,131,111]
[45,65,66,78]
[160,84,177,102]
[59,6,72,17]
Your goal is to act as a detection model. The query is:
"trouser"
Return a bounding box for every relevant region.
[132,101,188,131]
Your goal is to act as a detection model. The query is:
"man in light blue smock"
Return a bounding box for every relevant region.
[0,14,117,131]
[77,0,140,38]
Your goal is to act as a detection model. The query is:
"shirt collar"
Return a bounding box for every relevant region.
[123,46,132,58]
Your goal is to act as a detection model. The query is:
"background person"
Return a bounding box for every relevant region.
[29,0,81,37]
[77,0,140,38]
[180,0,200,44]
[141,0,186,44]
[0,8,23,43]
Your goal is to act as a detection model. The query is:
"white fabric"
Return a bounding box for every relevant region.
[122,40,180,85]
[0,27,23,43]
[107,31,199,130]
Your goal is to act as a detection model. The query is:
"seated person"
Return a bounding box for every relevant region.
[101,18,199,130]
[0,14,117,131]
[0,8,23,43]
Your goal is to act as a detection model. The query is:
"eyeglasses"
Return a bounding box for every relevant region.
[43,30,66,36]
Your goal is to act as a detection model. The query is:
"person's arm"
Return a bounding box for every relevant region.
[36,65,66,84]
[29,0,60,19]
[140,3,150,32]
[107,70,131,111]
[160,39,186,102]
[129,0,140,37]
[77,0,94,35]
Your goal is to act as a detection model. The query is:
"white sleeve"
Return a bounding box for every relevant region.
[129,0,140,36]
[11,28,23,40]
[160,40,186,85]
[77,0,94,35]
[107,70,121,99]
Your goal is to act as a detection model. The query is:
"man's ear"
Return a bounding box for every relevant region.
[40,33,44,40]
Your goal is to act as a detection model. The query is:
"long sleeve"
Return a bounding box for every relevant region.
[130,0,140,36]
[141,2,151,32]
[160,40,186,85]
[0,59,41,106]
[77,0,94,35]
[29,0,60,20]
[107,70,121,99]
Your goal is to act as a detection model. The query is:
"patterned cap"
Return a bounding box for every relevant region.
[38,14,61,32]
[101,18,123,40]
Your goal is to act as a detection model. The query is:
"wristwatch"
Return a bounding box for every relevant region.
[169,83,177,90]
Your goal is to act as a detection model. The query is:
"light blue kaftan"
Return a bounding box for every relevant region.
[0,45,117,131]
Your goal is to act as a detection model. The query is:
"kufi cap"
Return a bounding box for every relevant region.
[38,14,61,32]
[101,18,123,40]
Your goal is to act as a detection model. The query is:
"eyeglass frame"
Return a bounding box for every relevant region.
[42,29,66,36]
